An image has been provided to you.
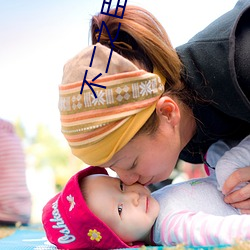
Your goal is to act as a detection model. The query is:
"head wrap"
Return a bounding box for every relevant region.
[59,43,164,165]
[42,166,142,249]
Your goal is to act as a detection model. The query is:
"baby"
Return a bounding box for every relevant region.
[42,135,250,249]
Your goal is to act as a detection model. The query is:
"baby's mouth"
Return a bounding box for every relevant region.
[146,196,149,213]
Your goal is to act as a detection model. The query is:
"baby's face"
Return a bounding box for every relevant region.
[84,175,160,244]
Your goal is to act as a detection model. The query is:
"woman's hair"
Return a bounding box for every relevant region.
[91,5,193,135]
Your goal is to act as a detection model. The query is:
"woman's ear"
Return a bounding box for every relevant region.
[156,96,180,126]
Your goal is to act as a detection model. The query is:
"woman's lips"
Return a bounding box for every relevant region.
[143,177,154,186]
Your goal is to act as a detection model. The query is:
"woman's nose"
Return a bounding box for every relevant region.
[113,168,139,185]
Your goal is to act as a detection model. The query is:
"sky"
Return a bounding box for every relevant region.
[0,0,238,140]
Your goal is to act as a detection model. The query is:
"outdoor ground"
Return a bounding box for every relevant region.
[1,225,250,250]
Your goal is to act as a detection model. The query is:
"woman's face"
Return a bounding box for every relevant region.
[100,117,182,186]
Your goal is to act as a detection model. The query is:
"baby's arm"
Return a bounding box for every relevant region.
[215,135,250,193]
[159,210,250,247]
[205,139,231,178]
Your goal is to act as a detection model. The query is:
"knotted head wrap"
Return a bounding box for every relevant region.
[59,43,164,165]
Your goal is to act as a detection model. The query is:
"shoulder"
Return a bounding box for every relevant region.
[176,0,250,122]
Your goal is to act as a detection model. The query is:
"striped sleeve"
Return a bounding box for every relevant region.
[160,210,250,246]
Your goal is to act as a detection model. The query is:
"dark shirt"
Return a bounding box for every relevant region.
[176,0,250,163]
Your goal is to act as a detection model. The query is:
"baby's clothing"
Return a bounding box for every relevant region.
[152,135,250,246]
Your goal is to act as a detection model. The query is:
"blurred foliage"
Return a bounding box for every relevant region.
[14,120,86,191]
[14,118,26,139]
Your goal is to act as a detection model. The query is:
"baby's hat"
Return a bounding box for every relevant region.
[42,166,138,249]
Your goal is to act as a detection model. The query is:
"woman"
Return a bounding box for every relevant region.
[59,1,250,211]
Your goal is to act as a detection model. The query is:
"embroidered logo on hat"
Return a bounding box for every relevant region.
[67,194,75,211]
[50,199,76,244]
[88,229,102,242]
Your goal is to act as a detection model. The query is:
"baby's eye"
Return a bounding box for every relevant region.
[118,204,123,216]
[120,180,124,191]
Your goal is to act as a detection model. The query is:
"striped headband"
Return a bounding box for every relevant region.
[59,43,165,165]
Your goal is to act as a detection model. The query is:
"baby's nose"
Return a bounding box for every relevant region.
[126,191,140,206]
